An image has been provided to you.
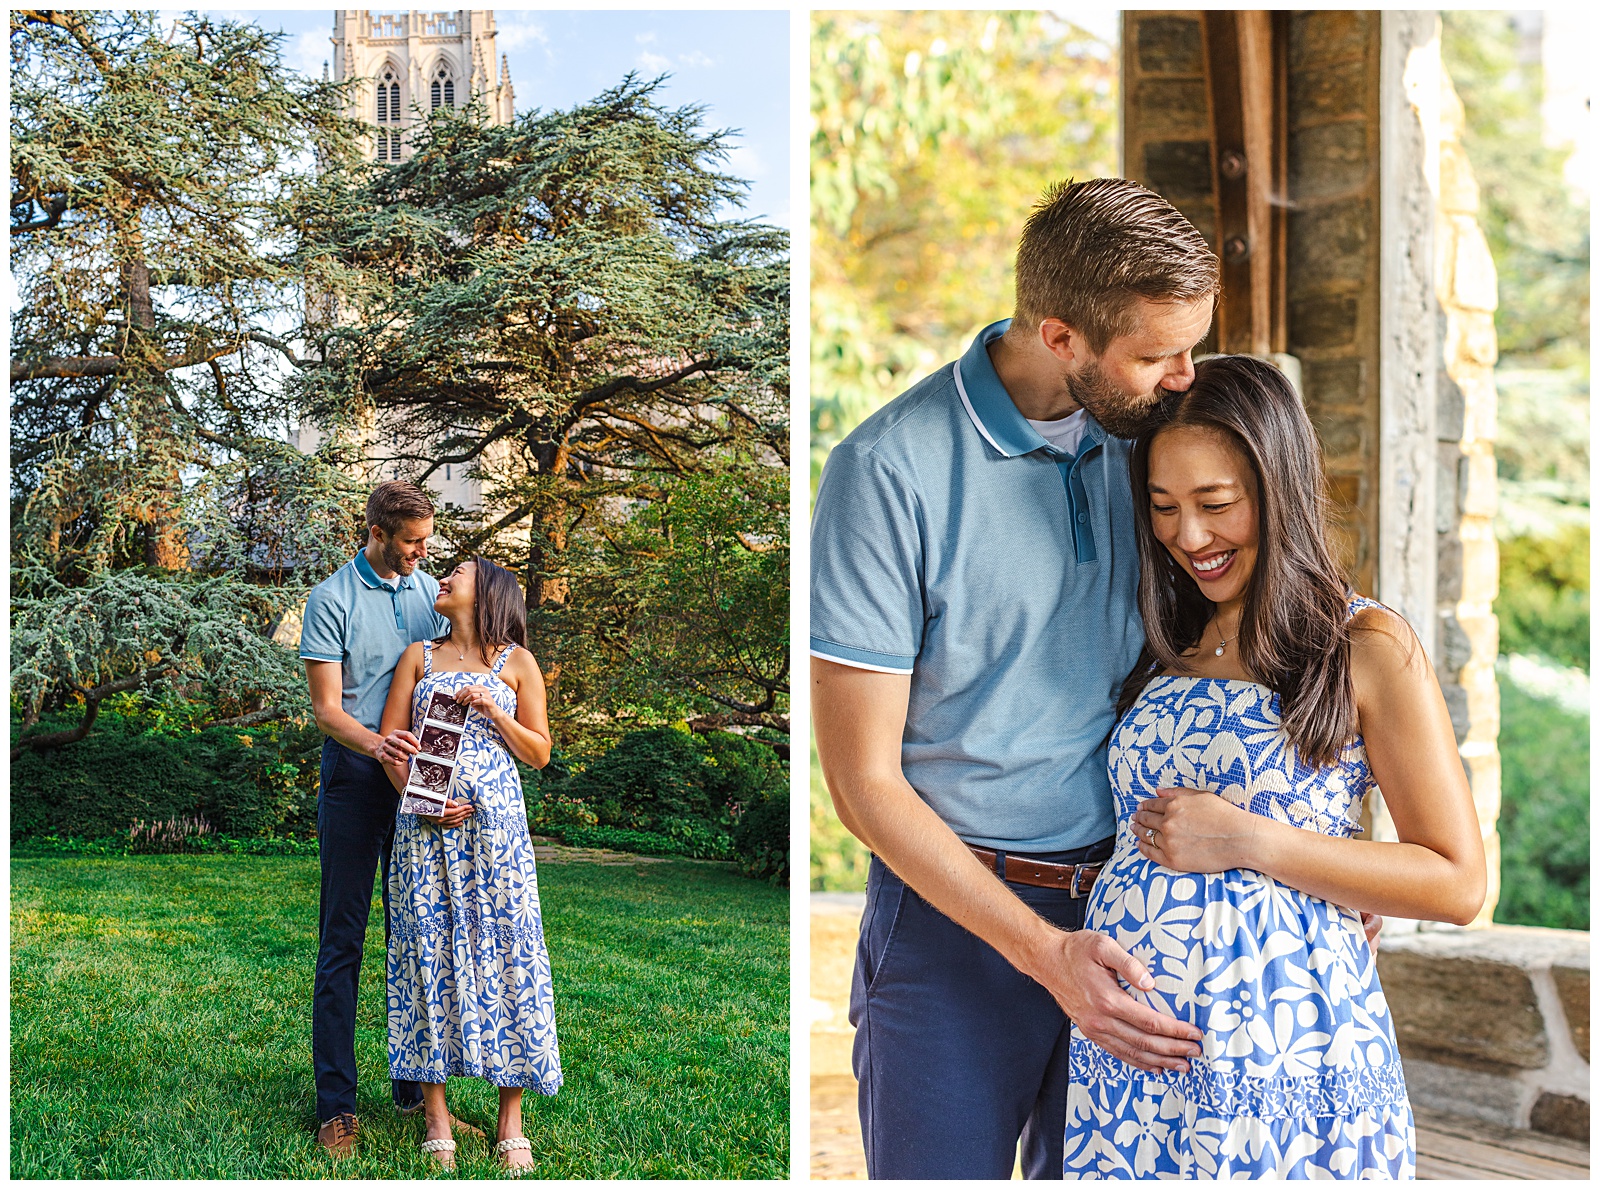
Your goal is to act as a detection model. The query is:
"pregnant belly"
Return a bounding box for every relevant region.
[1083,829,1392,1073]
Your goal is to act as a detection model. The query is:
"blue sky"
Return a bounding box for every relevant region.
[215,9,790,227]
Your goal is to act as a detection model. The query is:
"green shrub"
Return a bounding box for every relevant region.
[1495,680,1589,930]
[1497,525,1590,671]
[10,708,323,843]
[559,727,715,829]
[540,727,788,877]
[731,785,789,885]
[553,824,729,860]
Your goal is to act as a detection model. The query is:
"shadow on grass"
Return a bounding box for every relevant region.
[10,854,789,1178]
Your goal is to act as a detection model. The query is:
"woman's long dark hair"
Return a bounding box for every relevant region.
[439,556,528,666]
[1115,355,1357,767]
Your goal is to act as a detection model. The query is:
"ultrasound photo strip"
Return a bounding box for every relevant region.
[400,693,474,815]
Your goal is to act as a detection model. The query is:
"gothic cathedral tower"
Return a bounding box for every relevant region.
[331,11,514,161]
[301,11,515,512]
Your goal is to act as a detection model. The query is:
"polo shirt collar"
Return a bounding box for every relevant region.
[352,549,413,592]
[953,318,1110,457]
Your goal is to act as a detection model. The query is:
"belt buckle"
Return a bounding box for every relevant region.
[1070,863,1100,899]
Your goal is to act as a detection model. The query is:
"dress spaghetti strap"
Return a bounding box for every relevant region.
[490,643,518,677]
[422,639,433,677]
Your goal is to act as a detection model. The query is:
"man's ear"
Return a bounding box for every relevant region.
[1039,318,1082,366]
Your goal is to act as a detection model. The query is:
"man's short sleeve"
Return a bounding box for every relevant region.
[809,443,924,673]
[298,582,347,663]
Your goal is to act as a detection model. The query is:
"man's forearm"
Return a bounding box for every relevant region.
[832,772,1065,985]
[315,705,383,758]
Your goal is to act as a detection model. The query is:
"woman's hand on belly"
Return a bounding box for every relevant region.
[1133,788,1261,873]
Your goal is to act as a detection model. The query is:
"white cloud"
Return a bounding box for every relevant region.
[677,50,714,70]
[636,50,671,73]
[635,31,657,45]
[495,18,549,54]
[283,28,330,79]
[726,143,765,181]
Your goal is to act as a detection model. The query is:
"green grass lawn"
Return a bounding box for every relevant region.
[10,854,789,1179]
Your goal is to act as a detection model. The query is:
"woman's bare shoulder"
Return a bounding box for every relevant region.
[500,644,545,682]
[1349,603,1431,700]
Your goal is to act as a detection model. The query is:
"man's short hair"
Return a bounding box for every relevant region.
[1012,177,1220,353]
[365,480,435,536]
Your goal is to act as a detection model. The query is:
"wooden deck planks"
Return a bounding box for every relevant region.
[1415,1107,1589,1180]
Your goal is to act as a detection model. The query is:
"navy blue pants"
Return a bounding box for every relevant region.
[849,838,1115,1180]
[312,739,422,1122]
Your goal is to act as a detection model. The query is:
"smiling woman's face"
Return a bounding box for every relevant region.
[1146,424,1260,608]
[434,560,477,614]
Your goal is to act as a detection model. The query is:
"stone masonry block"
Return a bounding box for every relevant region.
[1309,408,1363,463]
[1437,367,1465,441]
[1132,78,1210,136]
[1455,371,1498,443]
[1437,534,1462,604]
[1551,964,1589,1064]
[1144,140,1214,203]
[1290,63,1370,128]
[1461,529,1499,603]
[1439,140,1481,214]
[1377,929,1588,1074]
[1303,357,1364,408]
[1289,10,1372,71]
[1447,215,1499,313]
[1288,200,1371,290]
[1289,120,1371,201]
[1136,16,1204,75]
[1290,294,1359,349]
[1437,447,1462,533]
[1530,1093,1589,1142]
[1458,310,1498,366]
[1459,452,1497,519]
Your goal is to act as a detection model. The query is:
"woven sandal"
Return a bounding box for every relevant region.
[496,1137,533,1177]
[420,1136,457,1170]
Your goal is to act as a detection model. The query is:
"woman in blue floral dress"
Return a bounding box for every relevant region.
[1062,357,1485,1178]
[378,556,560,1174]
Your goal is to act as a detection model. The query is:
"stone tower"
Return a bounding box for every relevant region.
[301,11,516,513]
[331,10,514,162]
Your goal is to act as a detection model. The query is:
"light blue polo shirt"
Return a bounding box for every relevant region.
[299,551,450,732]
[810,318,1144,852]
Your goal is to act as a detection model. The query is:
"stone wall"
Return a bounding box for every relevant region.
[1433,68,1504,924]
[1378,926,1590,1140]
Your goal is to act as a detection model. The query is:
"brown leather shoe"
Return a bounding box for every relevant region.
[317,1112,360,1158]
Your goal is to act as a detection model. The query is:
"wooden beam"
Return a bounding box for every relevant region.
[1203,11,1279,355]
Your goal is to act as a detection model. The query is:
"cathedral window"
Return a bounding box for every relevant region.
[376,66,401,162]
[431,63,455,111]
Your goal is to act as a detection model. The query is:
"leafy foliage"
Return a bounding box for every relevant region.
[295,77,790,746]
[1442,13,1589,369]
[1495,681,1589,930]
[541,726,787,879]
[10,15,790,761]
[810,11,1117,488]
[9,708,322,842]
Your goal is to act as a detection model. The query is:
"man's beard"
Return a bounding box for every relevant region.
[1065,362,1171,440]
[380,538,415,575]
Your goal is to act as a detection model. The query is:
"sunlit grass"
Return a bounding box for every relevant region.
[10,854,789,1179]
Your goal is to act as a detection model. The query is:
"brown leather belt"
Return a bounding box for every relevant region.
[968,845,1103,897]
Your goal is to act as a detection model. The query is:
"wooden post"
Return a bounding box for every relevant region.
[1202,11,1281,356]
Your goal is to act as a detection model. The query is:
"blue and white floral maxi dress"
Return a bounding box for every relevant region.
[1063,599,1414,1178]
[388,642,563,1092]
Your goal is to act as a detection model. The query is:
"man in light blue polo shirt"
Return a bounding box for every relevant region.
[299,480,467,1157]
[811,179,1219,1179]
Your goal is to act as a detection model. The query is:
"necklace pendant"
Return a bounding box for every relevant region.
[1214,644,1225,657]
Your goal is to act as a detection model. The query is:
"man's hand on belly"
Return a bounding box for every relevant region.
[1029,927,1204,1074]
